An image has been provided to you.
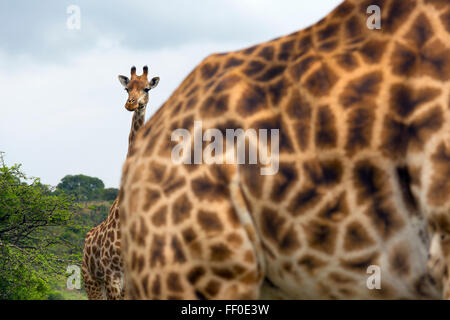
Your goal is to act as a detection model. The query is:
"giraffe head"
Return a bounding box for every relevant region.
[118,66,160,111]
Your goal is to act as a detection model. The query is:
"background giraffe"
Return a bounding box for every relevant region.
[82,66,159,299]
[119,0,450,299]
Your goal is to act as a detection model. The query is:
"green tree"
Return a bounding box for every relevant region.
[100,188,119,201]
[0,153,79,299]
[56,174,105,201]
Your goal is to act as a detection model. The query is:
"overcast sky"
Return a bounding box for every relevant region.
[0,0,341,188]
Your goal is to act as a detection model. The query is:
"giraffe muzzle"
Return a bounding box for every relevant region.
[125,102,146,112]
[125,101,138,111]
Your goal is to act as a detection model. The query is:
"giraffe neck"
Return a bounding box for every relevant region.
[127,107,146,158]
[105,108,146,220]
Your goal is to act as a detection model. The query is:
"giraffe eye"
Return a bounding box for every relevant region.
[144,88,150,93]
[125,88,129,92]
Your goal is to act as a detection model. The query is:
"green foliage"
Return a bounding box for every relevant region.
[56,174,104,201]
[0,153,118,299]
[101,188,119,201]
[56,174,118,202]
[0,252,51,300]
[0,153,81,300]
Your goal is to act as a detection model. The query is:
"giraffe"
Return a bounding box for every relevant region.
[118,0,450,299]
[82,66,159,299]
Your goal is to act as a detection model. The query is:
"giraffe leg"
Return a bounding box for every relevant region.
[82,269,106,300]
[105,273,124,300]
[82,246,107,300]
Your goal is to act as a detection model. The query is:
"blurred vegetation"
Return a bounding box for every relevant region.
[56,174,118,202]
[0,152,116,300]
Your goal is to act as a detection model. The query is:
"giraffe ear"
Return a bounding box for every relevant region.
[149,76,160,89]
[118,75,129,88]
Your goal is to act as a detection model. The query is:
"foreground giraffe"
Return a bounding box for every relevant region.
[82,66,159,299]
[119,0,450,299]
